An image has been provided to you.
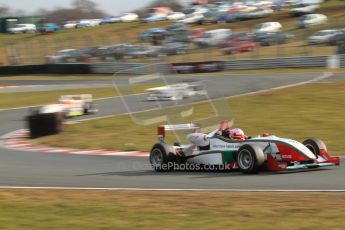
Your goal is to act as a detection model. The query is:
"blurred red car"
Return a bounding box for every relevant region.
[221,32,255,47]
[190,28,205,40]
[223,41,259,54]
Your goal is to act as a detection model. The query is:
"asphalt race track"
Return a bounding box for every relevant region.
[0,72,344,190]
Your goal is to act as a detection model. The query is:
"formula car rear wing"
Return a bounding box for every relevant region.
[157,123,200,141]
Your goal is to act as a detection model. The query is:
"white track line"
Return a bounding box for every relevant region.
[0,186,345,192]
[0,93,146,112]
[75,72,334,123]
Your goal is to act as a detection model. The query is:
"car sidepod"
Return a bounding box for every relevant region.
[185,138,241,169]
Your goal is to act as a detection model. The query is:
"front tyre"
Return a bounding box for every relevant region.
[236,144,264,174]
[302,138,327,157]
[150,144,175,171]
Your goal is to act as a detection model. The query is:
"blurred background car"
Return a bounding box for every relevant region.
[100,16,121,24]
[290,3,319,16]
[142,13,167,23]
[63,21,78,29]
[166,22,189,34]
[217,12,240,23]
[328,29,345,45]
[46,46,103,63]
[256,31,294,46]
[178,13,204,24]
[166,12,186,21]
[139,28,168,42]
[120,13,139,22]
[297,14,327,28]
[197,11,221,24]
[185,5,209,15]
[159,42,188,55]
[75,19,101,28]
[126,45,161,59]
[238,8,274,20]
[193,28,232,47]
[7,24,36,34]
[223,41,259,54]
[190,28,205,40]
[39,23,60,33]
[308,29,341,44]
[46,49,80,63]
[221,32,255,47]
[253,22,282,33]
[97,44,135,61]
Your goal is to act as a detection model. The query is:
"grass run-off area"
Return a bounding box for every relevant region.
[0,84,160,109]
[0,190,345,230]
[35,82,345,155]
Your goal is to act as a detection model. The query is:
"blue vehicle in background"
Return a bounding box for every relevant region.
[100,16,121,24]
[141,13,167,23]
[40,23,60,34]
[139,28,168,41]
[217,13,240,23]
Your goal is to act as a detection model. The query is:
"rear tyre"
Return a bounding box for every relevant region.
[236,144,264,174]
[302,138,327,157]
[150,144,175,172]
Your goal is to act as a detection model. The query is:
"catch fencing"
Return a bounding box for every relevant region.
[339,54,345,68]
[91,62,172,74]
[223,56,329,70]
[90,55,344,74]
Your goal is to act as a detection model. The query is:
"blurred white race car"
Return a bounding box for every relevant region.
[146,82,206,101]
[38,94,98,117]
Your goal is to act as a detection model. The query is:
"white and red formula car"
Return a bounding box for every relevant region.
[149,123,340,174]
[146,82,206,101]
[37,94,98,117]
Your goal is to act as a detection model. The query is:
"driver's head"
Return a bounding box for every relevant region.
[230,128,246,140]
[219,120,230,131]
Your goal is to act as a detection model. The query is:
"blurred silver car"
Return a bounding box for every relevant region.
[193,29,232,47]
[308,30,340,44]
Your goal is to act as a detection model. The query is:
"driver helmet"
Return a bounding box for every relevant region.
[229,128,246,140]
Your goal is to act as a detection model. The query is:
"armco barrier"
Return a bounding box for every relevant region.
[340,55,345,68]
[90,62,172,74]
[0,64,91,75]
[91,63,146,74]
[1,55,344,76]
[90,55,338,74]
[223,56,329,70]
[171,61,224,74]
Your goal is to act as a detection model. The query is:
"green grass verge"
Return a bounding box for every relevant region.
[0,84,160,109]
[35,82,345,155]
[0,190,345,230]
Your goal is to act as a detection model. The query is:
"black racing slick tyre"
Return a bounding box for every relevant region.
[27,112,64,138]
[150,144,176,172]
[303,138,327,157]
[83,102,92,114]
[83,102,97,115]
[236,144,264,174]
